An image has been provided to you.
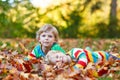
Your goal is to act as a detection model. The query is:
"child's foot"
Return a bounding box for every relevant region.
[109,52,120,60]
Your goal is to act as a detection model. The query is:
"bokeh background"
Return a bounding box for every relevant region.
[0,0,120,38]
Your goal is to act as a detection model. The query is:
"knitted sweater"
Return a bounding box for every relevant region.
[67,48,110,69]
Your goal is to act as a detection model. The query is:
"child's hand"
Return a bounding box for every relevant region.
[53,61,65,69]
[68,67,81,77]
[24,57,29,61]
[53,62,65,74]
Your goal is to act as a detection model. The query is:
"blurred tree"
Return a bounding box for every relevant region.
[0,0,11,37]
[0,0,37,38]
[0,0,120,38]
[107,0,118,38]
[59,2,83,38]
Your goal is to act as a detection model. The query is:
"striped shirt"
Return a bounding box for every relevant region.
[67,48,110,69]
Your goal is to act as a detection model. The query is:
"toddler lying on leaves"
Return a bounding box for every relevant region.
[45,47,120,79]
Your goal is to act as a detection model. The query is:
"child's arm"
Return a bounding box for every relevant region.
[24,52,36,61]
[24,44,44,60]
[74,53,88,70]
[68,48,88,70]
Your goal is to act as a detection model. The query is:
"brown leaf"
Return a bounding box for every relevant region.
[23,61,32,73]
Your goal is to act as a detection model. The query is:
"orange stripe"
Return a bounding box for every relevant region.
[84,50,90,62]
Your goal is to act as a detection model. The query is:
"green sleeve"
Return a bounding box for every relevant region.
[51,43,66,54]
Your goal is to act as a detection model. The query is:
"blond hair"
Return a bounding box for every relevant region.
[36,24,59,42]
[45,50,63,64]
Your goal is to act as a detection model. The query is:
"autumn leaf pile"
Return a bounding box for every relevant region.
[0,38,120,80]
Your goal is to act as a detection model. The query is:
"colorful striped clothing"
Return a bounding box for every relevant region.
[67,48,110,69]
[25,43,65,60]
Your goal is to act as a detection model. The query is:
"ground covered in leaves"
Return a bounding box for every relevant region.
[0,38,120,80]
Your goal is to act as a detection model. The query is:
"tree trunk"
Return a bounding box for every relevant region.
[108,0,117,38]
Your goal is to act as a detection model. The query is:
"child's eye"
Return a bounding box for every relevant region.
[41,34,46,37]
[48,35,53,38]
[56,55,59,58]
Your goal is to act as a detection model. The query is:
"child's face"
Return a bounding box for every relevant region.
[39,31,56,48]
[48,52,71,64]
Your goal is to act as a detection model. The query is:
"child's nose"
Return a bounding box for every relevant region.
[56,57,62,62]
[45,36,49,39]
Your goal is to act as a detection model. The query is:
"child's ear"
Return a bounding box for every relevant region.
[38,39,41,42]
[36,35,40,41]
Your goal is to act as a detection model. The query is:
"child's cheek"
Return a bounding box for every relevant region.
[51,60,56,64]
[63,58,67,63]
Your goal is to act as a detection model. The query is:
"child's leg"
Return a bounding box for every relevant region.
[93,51,110,62]
[109,53,120,60]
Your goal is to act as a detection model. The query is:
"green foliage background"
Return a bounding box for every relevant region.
[0,0,120,38]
